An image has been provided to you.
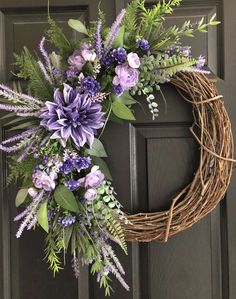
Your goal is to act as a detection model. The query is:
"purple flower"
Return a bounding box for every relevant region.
[73,156,91,170]
[113,84,123,96]
[84,188,97,201]
[180,46,192,57]
[196,55,206,69]
[60,159,74,174]
[101,54,115,68]
[68,50,85,72]
[82,76,100,96]
[111,48,127,64]
[39,84,105,148]
[83,166,105,188]
[113,65,139,91]
[58,215,76,227]
[32,169,56,191]
[127,52,140,69]
[81,49,96,62]
[138,39,150,51]
[65,69,77,78]
[65,179,80,191]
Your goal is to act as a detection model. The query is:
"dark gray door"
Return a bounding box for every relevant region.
[0,0,236,299]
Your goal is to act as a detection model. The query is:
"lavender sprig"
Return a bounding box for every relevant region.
[0,84,44,107]
[94,20,103,59]
[1,128,37,145]
[39,37,52,71]
[38,61,53,85]
[104,9,126,54]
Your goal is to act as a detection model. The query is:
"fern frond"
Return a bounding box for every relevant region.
[14,47,53,101]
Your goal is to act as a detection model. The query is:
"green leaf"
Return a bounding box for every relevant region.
[68,19,88,35]
[111,92,137,105]
[9,120,37,130]
[92,157,112,180]
[87,138,107,157]
[37,202,49,233]
[15,188,28,207]
[112,101,135,120]
[54,185,79,213]
[113,26,125,48]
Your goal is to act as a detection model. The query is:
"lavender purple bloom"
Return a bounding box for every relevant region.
[111,48,127,64]
[39,84,105,148]
[82,76,100,96]
[138,39,150,51]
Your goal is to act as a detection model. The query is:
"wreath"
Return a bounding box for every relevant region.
[0,0,233,296]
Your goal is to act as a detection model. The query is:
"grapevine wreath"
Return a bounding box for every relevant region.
[0,0,234,295]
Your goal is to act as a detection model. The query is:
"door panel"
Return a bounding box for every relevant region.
[0,0,235,299]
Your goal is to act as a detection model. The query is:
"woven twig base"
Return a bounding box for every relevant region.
[123,71,234,242]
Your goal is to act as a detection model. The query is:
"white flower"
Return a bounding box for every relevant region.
[127,52,141,68]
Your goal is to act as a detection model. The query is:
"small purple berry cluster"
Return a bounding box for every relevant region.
[82,76,100,95]
[60,156,91,175]
[138,39,150,52]
[65,179,80,191]
[58,215,76,227]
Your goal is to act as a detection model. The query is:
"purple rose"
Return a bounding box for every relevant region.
[127,52,140,69]
[84,188,97,201]
[113,65,139,91]
[81,49,96,62]
[68,50,85,72]
[83,166,105,189]
[28,187,38,198]
[32,169,56,191]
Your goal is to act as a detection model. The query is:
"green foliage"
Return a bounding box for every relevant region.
[45,229,64,275]
[46,17,77,66]
[87,138,107,157]
[7,154,36,186]
[54,185,79,213]
[37,202,49,233]
[14,47,53,100]
[68,19,88,35]
[15,188,28,207]
[112,101,135,120]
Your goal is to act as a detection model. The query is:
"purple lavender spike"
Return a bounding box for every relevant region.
[14,207,30,221]
[94,20,103,59]
[0,143,26,153]
[0,103,35,113]
[2,128,37,145]
[104,9,126,54]
[39,135,50,147]
[16,112,39,117]
[106,246,125,275]
[72,254,80,278]
[39,36,52,70]
[27,215,37,230]
[38,61,53,84]
[0,84,44,107]
[17,139,36,162]
[109,264,129,291]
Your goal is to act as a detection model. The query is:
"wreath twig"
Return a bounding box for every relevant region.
[123,71,235,242]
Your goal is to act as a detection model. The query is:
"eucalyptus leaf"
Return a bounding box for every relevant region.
[37,202,49,233]
[54,185,79,213]
[88,138,107,157]
[112,101,135,120]
[68,19,88,35]
[92,157,112,181]
[15,188,28,207]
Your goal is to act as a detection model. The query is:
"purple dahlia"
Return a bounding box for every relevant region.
[39,84,105,148]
